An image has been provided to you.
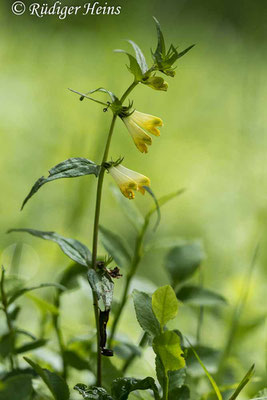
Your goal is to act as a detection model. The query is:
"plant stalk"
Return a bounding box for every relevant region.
[1,267,15,370]
[91,80,138,386]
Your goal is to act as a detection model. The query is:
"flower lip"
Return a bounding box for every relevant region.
[122,110,163,153]
[108,164,150,199]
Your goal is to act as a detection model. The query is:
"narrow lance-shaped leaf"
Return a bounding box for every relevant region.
[128,40,148,74]
[99,225,131,268]
[153,16,166,60]
[21,157,100,209]
[111,377,160,400]
[24,357,70,400]
[152,285,178,329]
[8,282,65,306]
[228,364,255,400]
[185,340,222,400]
[144,186,161,231]
[114,49,143,81]
[176,285,227,307]
[15,339,48,354]
[8,228,91,267]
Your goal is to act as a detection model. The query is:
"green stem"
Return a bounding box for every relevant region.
[196,266,204,344]
[163,373,169,400]
[53,292,67,379]
[91,80,138,386]
[108,217,149,347]
[1,267,15,370]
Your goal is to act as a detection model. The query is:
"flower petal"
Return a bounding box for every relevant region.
[123,118,152,153]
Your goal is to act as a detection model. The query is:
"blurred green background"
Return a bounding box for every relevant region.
[0,0,267,396]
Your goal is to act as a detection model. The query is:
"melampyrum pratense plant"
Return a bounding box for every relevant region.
[0,17,258,400]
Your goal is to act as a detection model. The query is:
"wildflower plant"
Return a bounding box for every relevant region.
[0,17,258,400]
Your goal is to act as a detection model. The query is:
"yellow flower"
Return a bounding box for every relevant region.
[122,111,163,153]
[108,164,150,199]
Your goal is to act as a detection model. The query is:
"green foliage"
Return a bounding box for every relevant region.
[166,242,205,285]
[132,290,161,337]
[186,345,220,377]
[99,225,131,268]
[15,338,48,354]
[21,158,100,209]
[111,377,160,400]
[153,331,185,373]
[0,374,33,400]
[8,228,91,267]
[228,364,255,400]
[7,281,65,305]
[152,17,195,76]
[24,357,70,400]
[0,334,14,359]
[176,285,227,307]
[152,285,178,329]
[74,384,113,400]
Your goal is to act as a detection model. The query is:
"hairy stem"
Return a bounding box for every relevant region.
[91,80,138,386]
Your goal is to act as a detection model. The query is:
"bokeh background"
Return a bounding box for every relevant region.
[0,0,267,397]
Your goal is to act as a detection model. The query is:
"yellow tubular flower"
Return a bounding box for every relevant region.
[108,164,150,199]
[122,111,163,153]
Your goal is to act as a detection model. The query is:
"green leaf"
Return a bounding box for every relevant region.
[59,263,86,290]
[110,185,144,232]
[186,343,222,400]
[176,285,227,307]
[153,331,185,373]
[99,225,131,268]
[168,385,190,400]
[153,17,166,61]
[0,333,14,359]
[63,350,90,371]
[186,345,220,377]
[7,281,65,305]
[21,158,100,209]
[26,293,59,315]
[128,40,148,74]
[155,356,186,395]
[111,377,160,400]
[8,228,91,267]
[144,186,161,231]
[74,384,112,400]
[87,269,114,311]
[228,364,254,400]
[152,285,178,329]
[114,342,141,360]
[0,374,33,400]
[15,339,48,354]
[24,357,70,400]
[132,290,161,337]
[114,49,143,81]
[146,189,185,229]
[166,242,205,285]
